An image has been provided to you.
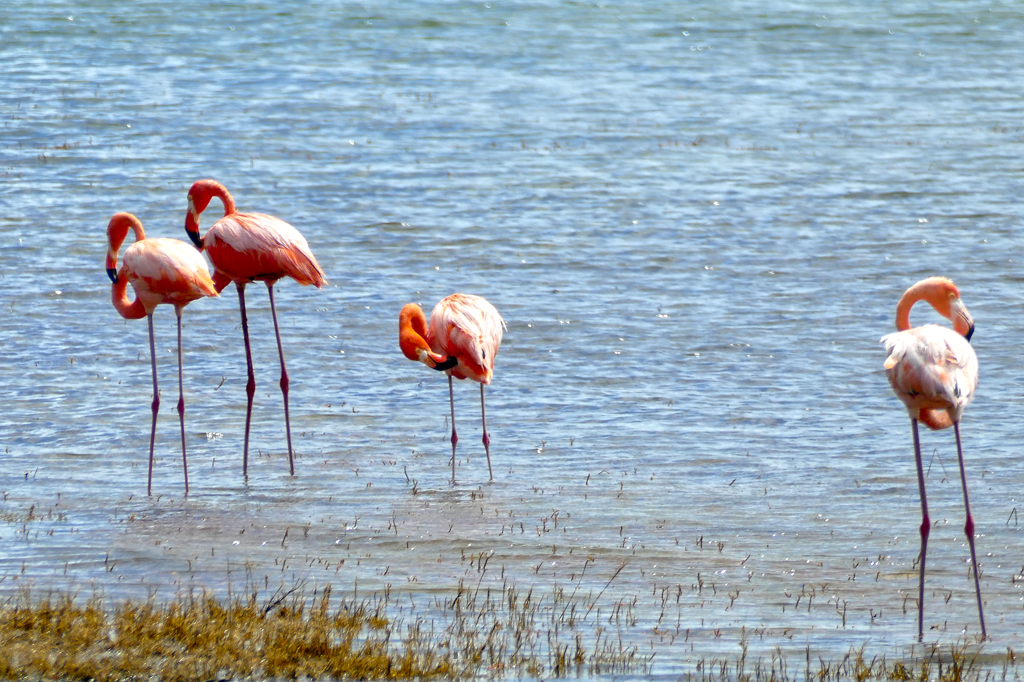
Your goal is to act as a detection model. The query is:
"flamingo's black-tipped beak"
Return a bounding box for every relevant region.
[107,267,118,284]
[185,202,204,250]
[951,297,974,343]
[431,356,459,372]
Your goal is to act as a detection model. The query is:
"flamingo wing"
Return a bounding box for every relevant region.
[124,238,218,309]
[882,324,977,419]
[204,212,327,287]
[428,294,505,383]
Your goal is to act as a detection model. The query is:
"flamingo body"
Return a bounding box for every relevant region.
[880,276,985,641]
[106,213,217,495]
[428,293,504,384]
[184,179,326,477]
[203,212,326,288]
[882,324,976,429]
[400,294,505,482]
[120,238,218,312]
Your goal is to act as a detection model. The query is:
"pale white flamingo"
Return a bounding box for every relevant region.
[106,212,218,495]
[400,294,505,483]
[881,276,985,640]
[185,179,327,477]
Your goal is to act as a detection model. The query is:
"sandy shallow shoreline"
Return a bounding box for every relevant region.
[0,447,1011,678]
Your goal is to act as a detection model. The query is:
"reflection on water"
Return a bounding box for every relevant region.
[1,0,1023,673]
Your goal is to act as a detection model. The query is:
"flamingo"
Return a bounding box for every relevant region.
[184,179,327,478]
[399,294,505,483]
[106,212,218,495]
[881,276,985,641]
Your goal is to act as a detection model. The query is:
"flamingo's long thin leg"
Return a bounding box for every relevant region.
[236,282,255,477]
[147,313,159,497]
[449,375,458,484]
[911,418,930,642]
[175,306,189,495]
[954,421,987,639]
[266,282,294,475]
[480,383,493,481]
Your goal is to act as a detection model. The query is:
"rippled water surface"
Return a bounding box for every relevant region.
[2,0,1023,674]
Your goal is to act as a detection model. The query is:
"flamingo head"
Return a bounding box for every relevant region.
[899,277,974,341]
[106,212,144,283]
[926,278,974,341]
[185,179,234,249]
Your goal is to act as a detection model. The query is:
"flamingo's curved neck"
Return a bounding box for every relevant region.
[895,284,937,332]
[111,270,148,320]
[399,304,431,361]
[128,220,145,242]
[211,183,236,216]
[109,215,145,250]
[106,213,146,275]
[894,278,960,333]
[895,296,916,332]
[399,304,459,372]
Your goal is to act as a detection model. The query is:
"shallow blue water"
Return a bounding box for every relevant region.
[1,0,1023,673]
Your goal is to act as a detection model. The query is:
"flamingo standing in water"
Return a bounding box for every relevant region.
[184,179,327,477]
[106,212,218,495]
[399,294,505,483]
[881,276,985,641]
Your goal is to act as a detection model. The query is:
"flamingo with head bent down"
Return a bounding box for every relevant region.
[881,276,985,641]
[184,179,327,478]
[106,212,218,495]
[400,293,505,483]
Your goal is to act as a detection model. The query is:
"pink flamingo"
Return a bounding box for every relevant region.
[399,294,505,483]
[184,179,327,477]
[106,212,218,495]
[881,276,985,641]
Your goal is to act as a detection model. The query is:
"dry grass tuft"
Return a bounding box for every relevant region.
[687,637,1017,682]
[0,585,426,681]
[0,574,649,680]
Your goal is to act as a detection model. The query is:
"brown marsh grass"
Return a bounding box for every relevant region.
[0,575,1018,681]
[687,635,1021,682]
[0,571,648,681]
